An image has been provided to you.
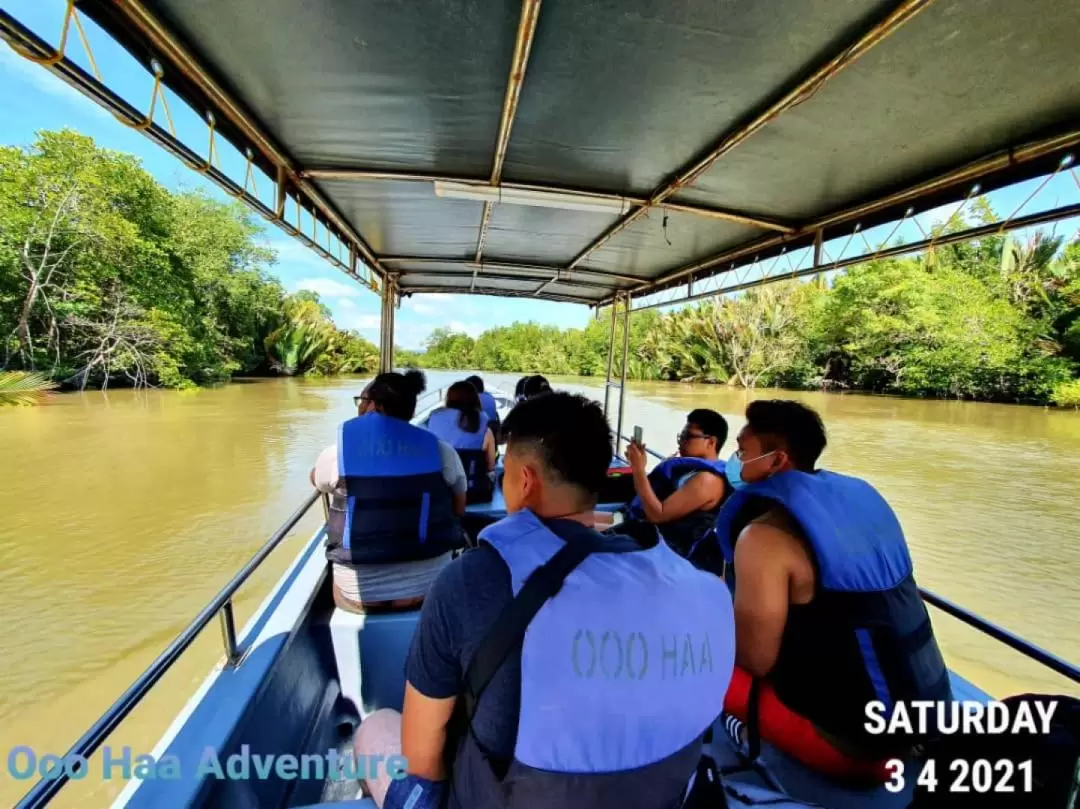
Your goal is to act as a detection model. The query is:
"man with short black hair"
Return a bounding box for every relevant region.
[355,393,736,809]
[716,399,951,781]
[621,407,730,556]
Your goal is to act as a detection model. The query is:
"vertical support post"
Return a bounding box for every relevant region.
[614,294,632,456]
[378,276,393,373]
[602,296,618,418]
[378,275,397,373]
[275,166,286,219]
[813,228,824,268]
[219,600,240,666]
[387,281,397,371]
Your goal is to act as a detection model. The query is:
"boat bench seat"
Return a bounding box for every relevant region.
[329,607,422,718]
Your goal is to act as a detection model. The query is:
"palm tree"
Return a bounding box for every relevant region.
[0,371,59,406]
[264,295,335,376]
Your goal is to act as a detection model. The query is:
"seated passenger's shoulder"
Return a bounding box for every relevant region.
[429,543,513,607]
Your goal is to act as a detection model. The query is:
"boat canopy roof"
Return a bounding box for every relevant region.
[64,0,1080,306]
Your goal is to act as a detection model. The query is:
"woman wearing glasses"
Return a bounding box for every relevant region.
[620,408,731,557]
[310,370,468,613]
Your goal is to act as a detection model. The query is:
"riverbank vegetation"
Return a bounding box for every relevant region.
[0,130,378,393]
[418,204,1080,406]
[4,131,1078,406]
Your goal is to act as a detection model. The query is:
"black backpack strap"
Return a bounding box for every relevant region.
[462,538,595,721]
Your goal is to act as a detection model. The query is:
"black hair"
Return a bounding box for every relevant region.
[744,399,826,471]
[446,380,482,433]
[514,376,530,399]
[522,374,552,399]
[366,370,426,420]
[687,408,728,449]
[502,392,612,499]
[464,374,485,394]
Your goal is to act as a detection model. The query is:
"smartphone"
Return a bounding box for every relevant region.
[632,425,643,445]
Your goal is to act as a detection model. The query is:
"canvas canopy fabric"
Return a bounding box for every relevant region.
[52,0,1080,305]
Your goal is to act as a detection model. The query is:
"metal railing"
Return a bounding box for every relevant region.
[16,457,1080,808]
[15,491,323,809]
[919,588,1080,685]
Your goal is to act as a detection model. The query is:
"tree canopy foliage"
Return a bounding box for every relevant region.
[4,131,1077,407]
[415,210,1080,406]
[0,130,377,389]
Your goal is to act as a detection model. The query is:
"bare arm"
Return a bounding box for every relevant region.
[401,682,456,780]
[635,471,725,524]
[311,445,340,493]
[483,427,497,471]
[452,490,467,517]
[732,523,793,677]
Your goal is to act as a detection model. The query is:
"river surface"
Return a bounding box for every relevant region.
[1,373,1078,805]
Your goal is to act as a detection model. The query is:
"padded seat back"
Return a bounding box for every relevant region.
[329,608,422,717]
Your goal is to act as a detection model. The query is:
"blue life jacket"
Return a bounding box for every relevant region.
[478,391,500,424]
[325,412,461,566]
[426,408,493,503]
[426,407,489,450]
[478,509,736,807]
[625,457,728,557]
[715,470,952,748]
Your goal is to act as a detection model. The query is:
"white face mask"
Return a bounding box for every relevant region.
[725,450,776,490]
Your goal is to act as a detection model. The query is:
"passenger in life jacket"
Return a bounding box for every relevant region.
[310,370,468,614]
[521,373,551,399]
[513,375,530,403]
[354,392,736,809]
[715,400,952,782]
[465,374,501,438]
[424,381,498,504]
[621,409,731,556]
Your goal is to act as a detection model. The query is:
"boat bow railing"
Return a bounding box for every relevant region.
[15,490,325,809]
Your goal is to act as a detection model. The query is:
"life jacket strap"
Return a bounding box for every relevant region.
[747,676,763,762]
[462,537,597,721]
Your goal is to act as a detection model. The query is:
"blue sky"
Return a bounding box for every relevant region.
[0,0,592,348]
[2,0,1078,342]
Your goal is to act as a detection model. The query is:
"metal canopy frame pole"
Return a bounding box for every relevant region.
[0,7,383,300]
[300,170,794,233]
[563,0,935,273]
[614,294,632,457]
[378,276,396,373]
[625,130,1080,304]
[627,199,1080,313]
[602,297,618,418]
[475,0,542,265]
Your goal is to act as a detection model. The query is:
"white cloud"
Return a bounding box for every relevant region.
[338,298,356,310]
[0,47,111,121]
[405,299,436,315]
[448,320,486,337]
[403,293,480,316]
[340,313,382,332]
[293,277,366,298]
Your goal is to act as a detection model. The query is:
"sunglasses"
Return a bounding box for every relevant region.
[677,430,711,443]
[353,395,372,407]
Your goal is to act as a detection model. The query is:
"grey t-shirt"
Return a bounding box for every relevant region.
[314,439,466,602]
[405,520,705,809]
[312,440,467,495]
